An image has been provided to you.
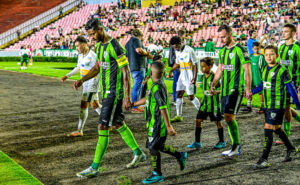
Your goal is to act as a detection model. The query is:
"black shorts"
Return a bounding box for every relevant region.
[98,94,124,126]
[146,136,166,151]
[196,110,222,122]
[221,90,243,115]
[265,109,285,125]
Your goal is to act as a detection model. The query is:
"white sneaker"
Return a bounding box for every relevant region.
[223,145,241,157]
[76,166,99,178]
[126,153,146,168]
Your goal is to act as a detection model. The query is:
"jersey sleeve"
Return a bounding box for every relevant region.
[175,51,180,65]
[110,39,129,68]
[190,49,198,65]
[281,68,292,84]
[237,47,250,65]
[154,86,168,110]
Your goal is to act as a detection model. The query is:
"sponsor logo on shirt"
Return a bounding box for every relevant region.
[100,61,109,69]
[204,90,211,96]
[222,64,234,71]
[280,60,292,66]
[104,51,108,58]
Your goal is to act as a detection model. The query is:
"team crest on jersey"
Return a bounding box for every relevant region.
[229,53,234,59]
[270,112,277,119]
[104,51,108,58]
[288,50,293,56]
[270,72,275,77]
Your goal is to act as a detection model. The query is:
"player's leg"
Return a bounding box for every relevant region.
[160,144,187,171]
[172,68,180,104]
[187,115,203,148]
[258,93,265,114]
[283,103,292,137]
[186,84,200,110]
[113,98,145,168]
[213,119,226,149]
[90,93,101,115]
[142,149,164,184]
[291,108,300,124]
[221,91,242,156]
[171,90,185,122]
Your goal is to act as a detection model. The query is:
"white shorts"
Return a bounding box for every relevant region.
[82,92,99,102]
[176,80,195,95]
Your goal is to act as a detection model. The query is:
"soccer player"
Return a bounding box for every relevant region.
[20,46,29,70]
[210,25,252,157]
[252,45,300,169]
[28,45,33,66]
[61,36,101,137]
[188,57,226,149]
[167,36,201,123]
[74,19,145,178]
[241,42,267,113]
[276,24,300,143]
[132,61,187,184]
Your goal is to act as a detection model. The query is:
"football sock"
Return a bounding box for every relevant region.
[117,122,142,155]
[247,100,252,107]
[195,127,202,143]
[261,129,273,160]
[161,144,181,159]
[274,128,294,150]
[283,121,291,137]
[91,130,109,169]
[191,97,201,110]
[94,107,101,115]
[176,98,183,117]
[218,128,224,142]
[227,120,240,145]
[151,153,162,176]
[78,108,88,132]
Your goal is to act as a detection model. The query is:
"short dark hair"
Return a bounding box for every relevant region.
[253,41,260,48]
[283,23,296,33]
[264,45,278,54]
[153,54,162,62]
[177,30,185,37]
[152,61,165,73]
[200,57,214,66]
[75,36,88,44]
[169,36,181,45]
[217,24,232,34]
[85,18,103,31]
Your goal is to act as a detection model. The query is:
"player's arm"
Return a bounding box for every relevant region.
[121,65,132,110]
[210,63,223,95]
[167,63,180,78]
[286,82,300,110]
[243,62,252,99]
[191,49,198,84]
[161,108,176,136]
[61,66,80,82]
[132,97,146,107]
[74,62,100,90]
[252,82,263,94]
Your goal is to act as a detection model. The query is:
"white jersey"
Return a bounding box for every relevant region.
[67,50,100,93]
[20,49,29,56]
[175,45,198,84]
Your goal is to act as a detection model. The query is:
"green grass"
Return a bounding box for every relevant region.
[0,61,263,108]
[0,151,43,185]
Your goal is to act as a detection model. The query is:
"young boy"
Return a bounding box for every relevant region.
[20,46,29,70]
[187,57,226,149]
[252,45,300,169]
[133,61,187,184]
[242,42,267,113]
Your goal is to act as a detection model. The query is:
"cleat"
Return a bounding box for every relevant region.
[142,171,164,184]
[76,166,99,178]
[178,152,187,171]
[222,145,241,157]
[253,158,270,169]
[214,141,226,149]
[171,116,183,123]
[258,108,264,114]
[240,106,252,113]
[187,142,202,149]
[284,148,299,162]
[126,153,146,168]
[172,101,177,106]
[67,131,83,137]
[274,140,284,145]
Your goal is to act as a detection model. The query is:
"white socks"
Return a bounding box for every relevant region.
[78,108,88,132]
[176,98,183,117]
[94,107,101,115]
[247,100,252,107]
[191,97,201,110]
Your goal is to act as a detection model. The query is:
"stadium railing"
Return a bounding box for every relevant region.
[0,0,80,47]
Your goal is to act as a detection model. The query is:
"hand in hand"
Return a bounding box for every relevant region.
[167,125,176,136]
[73,80,83,90]
[61,76,68,82]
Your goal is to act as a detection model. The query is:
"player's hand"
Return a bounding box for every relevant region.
[123,97,132,110]
[209,86,216,95]
[245,89,253,100]
[166,73,173,79]
[61,76,68,82]
[142,79,148,85]
[73,79,83,90]
[167,125,176,136]
[191,78,196,84]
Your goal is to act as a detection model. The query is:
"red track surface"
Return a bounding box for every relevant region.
[0,0,66,34]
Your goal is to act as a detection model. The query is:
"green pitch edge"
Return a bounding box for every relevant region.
[0,151,43,185]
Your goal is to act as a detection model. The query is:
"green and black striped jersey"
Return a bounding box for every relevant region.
[199,73,221,114]
[262,64,292,110]
[277,41,300,87]
[145,80,170,137]
[96,38,129,99]
[219,43,250,96]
